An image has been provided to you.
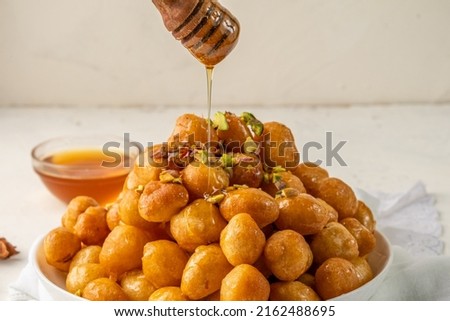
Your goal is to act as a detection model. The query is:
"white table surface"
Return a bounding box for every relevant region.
[1,104,449,300]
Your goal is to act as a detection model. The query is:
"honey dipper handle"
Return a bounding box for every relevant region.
[152,0,240,66]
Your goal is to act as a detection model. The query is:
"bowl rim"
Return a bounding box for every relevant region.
[30,229,393,301]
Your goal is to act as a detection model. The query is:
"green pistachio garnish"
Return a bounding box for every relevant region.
[206,194,225,204]
[241,112,264,136]
[243,137,258,154]
[135,185,145,193]
[213,111,229,131]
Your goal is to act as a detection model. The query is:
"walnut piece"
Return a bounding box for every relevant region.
[0,237,19,260]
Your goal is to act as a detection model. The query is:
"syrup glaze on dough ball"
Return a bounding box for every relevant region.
[181,244,233,300]
[310,222,359,265]
[99,225,153,277]
[138,181,189,222]
[275,190,330,236]
[170,199,227,252]
[149,287,189,301]
[315,257,360,300]
[142,240,189,289]
[264,230,313,281]
[340,217,376,257]
[62,196,99,233]
[44,227,81,272]
[120,269,157,301]
[220,213,266,266]
[181,163,230,200]
[220,264,270,301]
[69,245,101,272]
[315,177,358,219]
[269,281,320,301]
[219,187,279,228]
[291,163,329,196]
[82,278,129,301]
[66,263,108,295]
[73,206,109,246]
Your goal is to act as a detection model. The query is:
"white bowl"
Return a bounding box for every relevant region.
[30,230,392,301]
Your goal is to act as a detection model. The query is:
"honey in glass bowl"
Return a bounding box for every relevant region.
[32,135,138,205]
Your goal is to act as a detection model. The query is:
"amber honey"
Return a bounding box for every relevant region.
[34,149,132,205]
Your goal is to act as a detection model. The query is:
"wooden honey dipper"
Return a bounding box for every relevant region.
[152,0,240,66]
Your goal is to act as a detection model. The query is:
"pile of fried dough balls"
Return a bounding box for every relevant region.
[43,111,377,301]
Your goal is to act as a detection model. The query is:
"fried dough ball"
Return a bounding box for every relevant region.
[69,245,101,271]
[264,230,313,281]
[220,264,270,301]
[315,177,358,219]
[170,199,227,252]
[259,121,300,169]
[44,227,81,272]
[291,163,329,196]
[220,213,266,266]
[315,258,360,300]
[120,270,157,301]
[99,225,153,277]
[262,171,306,197]
[316,198,339,223]
[168,113,218,145]
[229,153,264,188]
[269,281,320,301]
[216,112,253,152]
[350,257,374,286]
[148,287,189,301]
[181,244,233,300]
[73,206,109,246]
[297,273,316,289]
[106,201,121,230]
[66,263,108,295]
[125,146,164,190]
[340,217,376,256]
[138,181,189,222]
[182,163,229,200]
[219,188,279,228]
[119,188,165,231]
[354,200,376,233]
[310,222,359,265]
[82,278,129,301]
[275,191,330,235]
[62,196,99,233]
[142,240,189,288]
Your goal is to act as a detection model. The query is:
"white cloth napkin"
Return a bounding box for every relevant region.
[9,181,450,300]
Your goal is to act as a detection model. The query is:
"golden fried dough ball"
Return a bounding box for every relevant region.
[262,171,306,197]
[66,263,108,295]
[291,163,329,196]
[44,227,81,272]
[125,146,164,191]
[220,264,270,301]
[220,213,266,266]
[138,181,189,222]
[69,245,101,271]
[259,121,300,169]
[168,113,218,145]
[216,112,253,152]
[148,287,189,301]
[62,196,99,233]
[119,188,165,232]
[354,200,376,233]
[316,198,339,223]
[182,163,229,200]
[219,188,279,228]
[142,240,189,289]
[269,281,320,301]
[264,230,313,281]
[275,191,329,235]
[315,177,358,219]
[297,273,316,289]
[82,278,129,301]
[229,153,264,188]
[310,222,359,265]
[120,270,157,301]
[73,206,109,246]
[181,244,233,300]
[350,257,374,286]
[340,217,376,256]
[99,225,152,277]
[106,201,121,231]
[170,199,227,252]
[315,258,360,300]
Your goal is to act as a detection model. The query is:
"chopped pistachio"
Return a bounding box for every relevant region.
[206,194,225,204]
[243,137,258,154]
[213,111,229,131]
[240,112,264,136]
[135,185,145,193]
